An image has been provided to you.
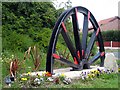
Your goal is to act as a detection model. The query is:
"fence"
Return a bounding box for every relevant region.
[96,41,120,47]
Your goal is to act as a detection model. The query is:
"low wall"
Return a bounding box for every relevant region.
[96,41,120,47]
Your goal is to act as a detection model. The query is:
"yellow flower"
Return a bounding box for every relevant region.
[27,72,31,75]
[45,72,49,74]
[90,70,95,74]
[87,74,91,78]
[21,78,27,81]
[60,73,65,77]
[91,74,95,77]
[42,71,46,76]
[94,70,99,75]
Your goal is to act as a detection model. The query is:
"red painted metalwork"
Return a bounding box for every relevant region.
[45,72,52,77]
[101,52,105,56]
[96,27,100,36]
[74,57,78,64]
[77,50,80,59]
[52,54,60,59]
[75,8,78,20]
[61,22,67,32]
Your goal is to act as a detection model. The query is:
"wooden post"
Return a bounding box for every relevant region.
[111,41,112,50]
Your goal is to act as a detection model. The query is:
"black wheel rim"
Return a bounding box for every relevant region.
[46,6,105,74]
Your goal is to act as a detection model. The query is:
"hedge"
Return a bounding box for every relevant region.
[101,30,120,41]
[88,30,120,42]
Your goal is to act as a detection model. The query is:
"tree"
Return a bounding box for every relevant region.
[2,2,61,52]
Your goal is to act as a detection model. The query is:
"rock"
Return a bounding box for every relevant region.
[104,53,118,72]
[5,76,12,85]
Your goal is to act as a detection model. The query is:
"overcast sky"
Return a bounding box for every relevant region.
[54,0,119,22]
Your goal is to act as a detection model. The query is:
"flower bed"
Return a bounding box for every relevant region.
[3,67,118,88]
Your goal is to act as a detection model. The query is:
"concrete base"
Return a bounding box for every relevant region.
[53,66,105,79]
[23,66,105,79]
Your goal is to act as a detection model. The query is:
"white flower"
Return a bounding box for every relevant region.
[37,81,41,85]
[63,77,72,84]
[8,83,11,87]
[40,78,44,82]
[81,75,85,80]
[34,78,40,82]
[47,77,54,82]
[34,78,41,85]
[20,74,23,78]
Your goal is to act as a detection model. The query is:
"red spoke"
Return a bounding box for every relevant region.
[53,53,80,68]
[61,22,67,32]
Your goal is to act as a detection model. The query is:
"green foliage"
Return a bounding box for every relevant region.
[100,73,118,80]
[36,28,52,52]
[3,30,34,52]
[2,2,65,78]
[2,2,63,52]
[102,30,120,41]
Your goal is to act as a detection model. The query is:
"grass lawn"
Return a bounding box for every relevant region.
[39,73,119,88]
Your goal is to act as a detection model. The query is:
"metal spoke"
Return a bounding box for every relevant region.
[61,22,79,64]
[88,52,101,64]
[53,53,80,68]
[82,15,88,58]
[85,31,96,59]
[72,8,82,60]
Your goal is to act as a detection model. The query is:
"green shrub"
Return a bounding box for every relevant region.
[2,2,62,53]
[102,30,120,41]
[2,31,34,52]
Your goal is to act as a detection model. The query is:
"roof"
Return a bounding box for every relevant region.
[89,16,120,31]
